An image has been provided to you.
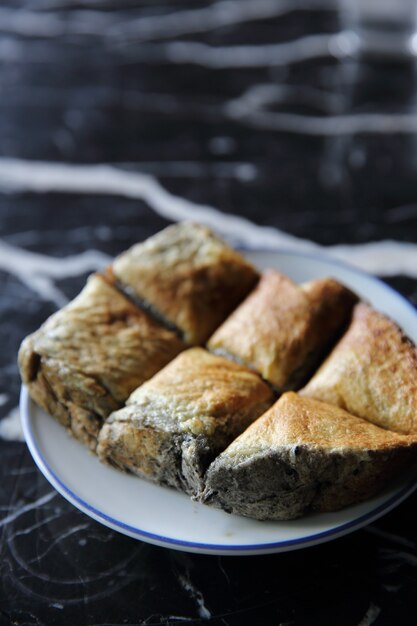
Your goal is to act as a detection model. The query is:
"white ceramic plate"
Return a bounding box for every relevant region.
[20,249,417,555]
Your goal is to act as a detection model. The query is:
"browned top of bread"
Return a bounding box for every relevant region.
[208,270,358,389]
[221,392,417,456]
[19,274,185,413]
[112,347,274,439]
[300,303,417,434]
[110,222,259,345]
[202,392,417,520]
[97,347,273,494]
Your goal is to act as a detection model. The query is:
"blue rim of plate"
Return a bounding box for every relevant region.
[20,247,417,555]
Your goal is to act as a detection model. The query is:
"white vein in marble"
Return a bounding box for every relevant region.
[28,523,90,564]
[0,14,350,72]
[0,491,56,529]
[7,466,37,476]
[227,83,344,115]
[0,407,24,442]
[0,1,335,42]
[178,573,212,620]
[12,512,63,538]
[385,203,417,223]
[357,602,381,626]
[0,393,9,406]
[228,108,417,135]
[381,549,417,567]
[0,6,110,38]
[366,526,417,550]
[163,33,340,68]
[0,237,110,307]
[226,83,417,135]
[1,157,417,278]
[111,0,327,43]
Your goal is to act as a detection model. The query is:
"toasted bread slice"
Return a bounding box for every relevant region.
[18,274,185,449]
[202,392,417,520]
[109,222,259,345]
[97,347,274,495]
[208,270,358,390]
[301,303,417,434]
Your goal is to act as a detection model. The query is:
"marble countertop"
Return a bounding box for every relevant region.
[2,1,417,624]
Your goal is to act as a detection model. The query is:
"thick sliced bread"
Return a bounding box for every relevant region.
[201,392,417,520]
[208,270,358,390]
[109,222,259,345]
[18,274,185,448]
[301,303,417,434]
[97,347,274,495]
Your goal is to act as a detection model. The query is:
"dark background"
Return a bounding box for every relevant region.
[1,1,417,624]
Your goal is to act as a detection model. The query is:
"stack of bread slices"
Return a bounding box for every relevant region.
[19,223,417,520]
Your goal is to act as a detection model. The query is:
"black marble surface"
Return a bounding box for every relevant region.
[2,1,417,624]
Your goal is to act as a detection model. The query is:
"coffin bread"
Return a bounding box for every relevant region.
[19,274,185,449]
[300,303,417,434]
[97,347,274,495]
[208,270,358,390]
[202,392,417,520]
[109,222,259,345]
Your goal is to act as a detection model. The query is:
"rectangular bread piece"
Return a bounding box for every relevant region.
[18,274,186,449]
[300,302,417,434]
[97,347,274,495]
[208,270,358,390]
[109,222,259,345]
[202,392,417,520]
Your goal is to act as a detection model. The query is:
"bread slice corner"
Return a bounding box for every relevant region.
[300,303,417,434]
[97,347,274,495]
[201,392,417,520]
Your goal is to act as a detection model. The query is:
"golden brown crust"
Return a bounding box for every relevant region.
[97,348,274,492]
[300,303,417,434]
[111,222,259,345]
[229,392,417,453]
[127,347,273,433]
[18,274,185,448]
[208,270,358,389]
[202,393,417,520]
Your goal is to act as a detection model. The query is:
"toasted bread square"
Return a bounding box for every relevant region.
[19,274,185,448]
[110,222,259,345]
[202,392,417,520]
[97,347,274,495]
[208,270,358,390]
[301,303,417,434]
